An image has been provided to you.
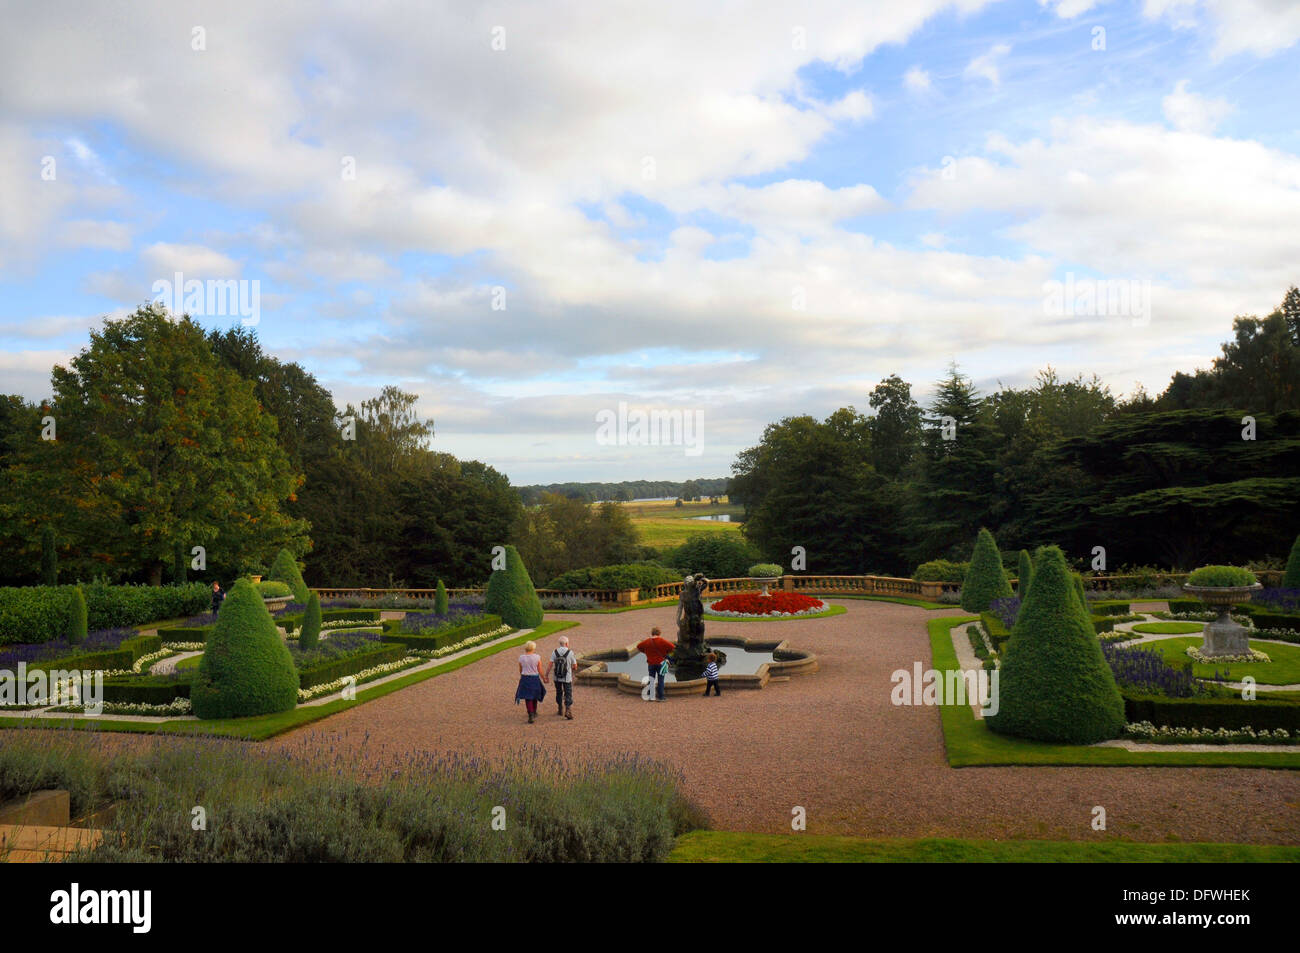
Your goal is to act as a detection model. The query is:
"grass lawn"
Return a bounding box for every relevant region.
[819,593,952,610]
[703,604,846,622]
[1142,636,1300,685]
[668,830,1300,863]
[546,598,679,614]
[928,617,1300,768]
[0,621,578,741]
[1131,621,1203,635]
[175,654,202,671]
[634,517,743,550]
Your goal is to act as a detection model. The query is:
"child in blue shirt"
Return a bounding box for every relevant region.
[703,652,721,696]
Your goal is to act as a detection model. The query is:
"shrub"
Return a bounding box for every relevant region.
[1121,692,1300,732]
[0,583,210,647]
[1186,565,1258,588]
[670,535,760,579]
[296,644,407,690]
[256,580,292,598]
[913,559,968,583]
[67,588,87,646]
[985,545,1125,744]
[1284,536,1300,589]
[960,529,1013,613]
[1016,549,1033,597]
[268,548,310,603]
[190,579,299,719]
[278,608,380,634]
[299,592,322,651]
[434,579,448,615]
[747,563,783,578]
[383,615,505,651]
[485,545,544,629]
[40,526,57,586]
[546,563,680,593]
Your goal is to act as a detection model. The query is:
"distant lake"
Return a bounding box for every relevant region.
[691,514,731,521]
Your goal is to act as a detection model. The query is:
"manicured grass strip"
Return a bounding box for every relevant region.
[0,621,579,742]
[668,831,1300,863]
[1131,622,1203,635]
[702,604,847,622]
[803,594,952,610]
[928,617,1300,769]
[1142,636,1300,685]
[175,654,201,671]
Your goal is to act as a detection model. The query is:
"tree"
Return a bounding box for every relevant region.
[1283,535,1300,589]
[671,534,760,578]
[986,546,1125,744]
[34,306,308,584]
[868,374,922,479]
[191,578,299,719]
[40,526,57,585]
[299,592,322,650]
[1016,549,1034,597]
[485,544,543,628]
[961,528,1012,612]
[269,548,310,603]
[172,539,187,585]
[510,494,637,585]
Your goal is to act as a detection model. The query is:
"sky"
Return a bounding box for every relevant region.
[1,0,1298,485]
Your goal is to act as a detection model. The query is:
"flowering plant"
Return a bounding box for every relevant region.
[706,592,826,617]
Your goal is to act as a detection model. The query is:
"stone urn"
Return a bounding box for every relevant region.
[751,576,779,596]
[1182,583,1262,658]
[262,596,291,612]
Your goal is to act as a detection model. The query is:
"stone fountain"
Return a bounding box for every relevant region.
[672,574,725,680]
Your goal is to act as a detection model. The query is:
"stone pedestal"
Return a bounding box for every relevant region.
[1202,608,1250,657]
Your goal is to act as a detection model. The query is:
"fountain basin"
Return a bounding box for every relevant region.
[576,636,817,695]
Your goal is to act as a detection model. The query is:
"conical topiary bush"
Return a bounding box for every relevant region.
[299,591,322,650]
[268,548,310,604]
[191,578,299,719]
[960,528,1013,613]
[1073,573,1088,612]
[1016,549,1033,598]
[485,545,543,629]
[986,545,1125,744]
[434,579,448,615]
[1284,534,1300,589]
[67,586,87,646]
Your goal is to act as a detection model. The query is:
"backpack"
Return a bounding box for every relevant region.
[553,648,572,680]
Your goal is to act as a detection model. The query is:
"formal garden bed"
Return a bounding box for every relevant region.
[703,592,843,619]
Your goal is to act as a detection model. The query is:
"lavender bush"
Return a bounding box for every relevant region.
[989,596,1020,630]
[0,627,137,670]
[1101,643,1207,698]
[1254,588,1300,614]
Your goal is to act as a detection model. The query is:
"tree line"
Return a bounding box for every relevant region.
[729,288,1300,575]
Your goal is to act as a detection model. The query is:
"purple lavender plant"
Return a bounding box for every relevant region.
[1101,642,1204,697]
[989,596,1020,630]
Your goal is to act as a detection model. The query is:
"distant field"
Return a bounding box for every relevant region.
[620,497,746,551]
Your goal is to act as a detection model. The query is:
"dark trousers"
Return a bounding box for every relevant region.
[554,680,573,709]
[648,663,666,700]
[704,678,721,696]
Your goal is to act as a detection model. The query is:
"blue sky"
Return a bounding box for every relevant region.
[1,0,1298,483]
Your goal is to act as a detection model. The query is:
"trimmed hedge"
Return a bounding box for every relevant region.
[26,632,161,674]
[0,582,210,646]
[434,580,449,616]
[382,614,504,652]
[1016,550,1033,596]
[1089,600,1133,616]
[299,592,322,650]
[268,549,311,604]
[101,676,192,705]
[68,588,87,645]
[191,579,299,719]
[157,625,213,643]
[297,645,408,691]
[985,545,1125,745]
[279,608,380,634]
[1122,691,1300,732]
[961,529,1012,613]
[546,562,679,594]
[487,545,543,628]
[913,559,968,583]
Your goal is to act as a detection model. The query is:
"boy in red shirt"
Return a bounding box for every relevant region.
[636,627,675,701]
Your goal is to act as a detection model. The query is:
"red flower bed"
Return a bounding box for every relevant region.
[707,592,826,616]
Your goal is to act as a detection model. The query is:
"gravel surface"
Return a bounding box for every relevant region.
[260,600,1300,844]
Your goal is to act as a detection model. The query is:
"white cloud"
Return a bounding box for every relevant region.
[964,43,1011,87]
[58,219,131,251]
[1162,79,1232,133]
[903,66,932,92]
[1145,0,1300,58]
[1040,0,1105,17]
[140,242,241,279]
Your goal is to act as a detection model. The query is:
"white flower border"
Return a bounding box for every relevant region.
[410,623,514,659]
[1125,720,1295,743]
[1185,645,1271,664]
[297,656,422,702]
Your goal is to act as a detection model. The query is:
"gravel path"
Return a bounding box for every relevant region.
[262,600,1300,844]
[149,651,200,676]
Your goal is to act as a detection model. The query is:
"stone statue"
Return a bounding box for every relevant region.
[675,573,709,653]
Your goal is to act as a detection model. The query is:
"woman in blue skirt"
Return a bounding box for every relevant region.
[515,640,547,723]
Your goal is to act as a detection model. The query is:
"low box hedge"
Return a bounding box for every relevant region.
[1088,600,1133,616]
[1122,691,1300,732]
[156,625,213,643]
[983,611,1114,650]
[29,648,132,674]
[381,614,504,652]
[280,608,380,634]
[0,582,211,646]
[120,633,162,660]
[101,676,192,705]
[297,644,409,690]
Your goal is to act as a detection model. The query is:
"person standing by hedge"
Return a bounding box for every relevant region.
[515,640,547,724]
[210,581,225,615]
[544,635,576,719]
[637,627,675,701]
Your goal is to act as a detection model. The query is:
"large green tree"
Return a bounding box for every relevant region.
[24,306,309,584]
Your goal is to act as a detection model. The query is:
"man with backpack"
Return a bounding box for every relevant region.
[544,635,577,720]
